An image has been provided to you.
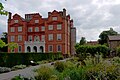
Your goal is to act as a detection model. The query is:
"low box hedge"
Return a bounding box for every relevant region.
[0,52,62,67]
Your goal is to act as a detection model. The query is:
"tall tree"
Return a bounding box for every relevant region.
[0,1,8,15]
[98,28,118,45]
[79,37,86,45]
[0,32,8,52]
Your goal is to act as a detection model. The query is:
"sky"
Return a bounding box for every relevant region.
[0,0,120,42]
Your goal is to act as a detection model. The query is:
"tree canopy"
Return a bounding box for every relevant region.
[0,39,5,48]
[98,28,118,45]
[0,1,8,15]
[79,37,86,45]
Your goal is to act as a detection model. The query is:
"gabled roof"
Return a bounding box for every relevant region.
[108,35,120,41]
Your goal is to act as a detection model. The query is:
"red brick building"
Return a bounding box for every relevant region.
[8,9,76,55]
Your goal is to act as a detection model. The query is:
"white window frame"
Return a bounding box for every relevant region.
[48,25,53,30]
[14,20,18,23]
[57,45,62,52]
[18,35,22,41]
[35,27,39,32]
[48,34,53,41]
[28,27,33,32]
[18,27,22,32]
[34,36,40,42]
[52,17,57,20]
[48,45,53,52]
[41,26,45,31]
[10,27,15,32]
[11,36,15,42]
[57,34,62,40]
[28,35,32,41]
[41,35,45,41]
[57,24,62,30]
[35,20,39,23]
[18,45,22,52]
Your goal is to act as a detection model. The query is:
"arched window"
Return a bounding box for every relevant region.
[40,46,44,53]
[33,46,37,52]
[27,46,31,52]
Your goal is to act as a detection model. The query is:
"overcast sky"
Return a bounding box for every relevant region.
[0,0,120,42]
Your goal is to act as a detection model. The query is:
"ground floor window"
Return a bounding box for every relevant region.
[18,45,22,52]
[48,45,53,52]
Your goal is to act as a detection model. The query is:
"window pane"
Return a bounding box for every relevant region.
[52,17,57,20]
[48,45,53,52]
[57,45,61,52]
[28,35,32,41]
[11,27,15,32]
[18,27,22,32]
[48,25,53,30]
[57,24,62,30]
[18,35,22,41]
[28,27,32,32]
[57,34,61,40]
[48,34,53,41]
[41,26,45,31]
[14,20,18,23]
[41,35,45,41]
[18,45,22,52]
[35,27,39,32]
[11,36,15,42]
[35,20,39,23]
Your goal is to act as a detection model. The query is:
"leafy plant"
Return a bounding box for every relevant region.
[35,66,56,80]
[12,64,26,70]
[0,67,11,73]
[54,61,66,72]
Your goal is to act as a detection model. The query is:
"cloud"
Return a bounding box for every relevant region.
[0,0,120,42]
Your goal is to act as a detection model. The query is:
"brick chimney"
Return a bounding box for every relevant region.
[8,12,12,20]
[63,8,66,18]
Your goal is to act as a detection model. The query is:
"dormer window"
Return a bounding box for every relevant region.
[14,20,18,23]
[35,20,39,23]
[52,17,57,20]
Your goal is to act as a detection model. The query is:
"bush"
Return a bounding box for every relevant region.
[12,64,26,70]
[35,66,56,80]
[0,67,11,73]
[0,53,63,67]
[11,75,33,80]
[54,61,66,72]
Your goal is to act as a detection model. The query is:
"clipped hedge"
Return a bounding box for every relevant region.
[0,52,62,67]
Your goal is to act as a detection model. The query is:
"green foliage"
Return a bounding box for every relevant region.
[116,46,120,57]
[0,32,8,52]
[54,61,66,72]
[0,39,5,48]
[0,67,11,73]
[35,66,56,80]
[98,28,118,45]
[79,37,86,45]
[0,53,63,67]
[11,75,32,80]
[0,2,8,15]
[75,45,109,58]
[12,64,26,70]
[7,42,18,52]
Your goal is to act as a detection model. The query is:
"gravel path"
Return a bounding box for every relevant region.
[0,63,50,80]
[0,59,69,80]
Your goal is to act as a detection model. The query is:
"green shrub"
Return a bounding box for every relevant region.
[35,66,56,80]
[12,64,26,70]
[54,61,66,72]
[0,53,63,67]
[0,67,11,73]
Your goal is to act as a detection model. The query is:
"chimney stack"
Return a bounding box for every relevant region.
[63,8,66,18]
[8,12,12,20]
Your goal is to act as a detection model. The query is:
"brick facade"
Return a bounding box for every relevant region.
[8,9,76,55]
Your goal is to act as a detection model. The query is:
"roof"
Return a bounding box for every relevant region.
[108,35,120,41]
